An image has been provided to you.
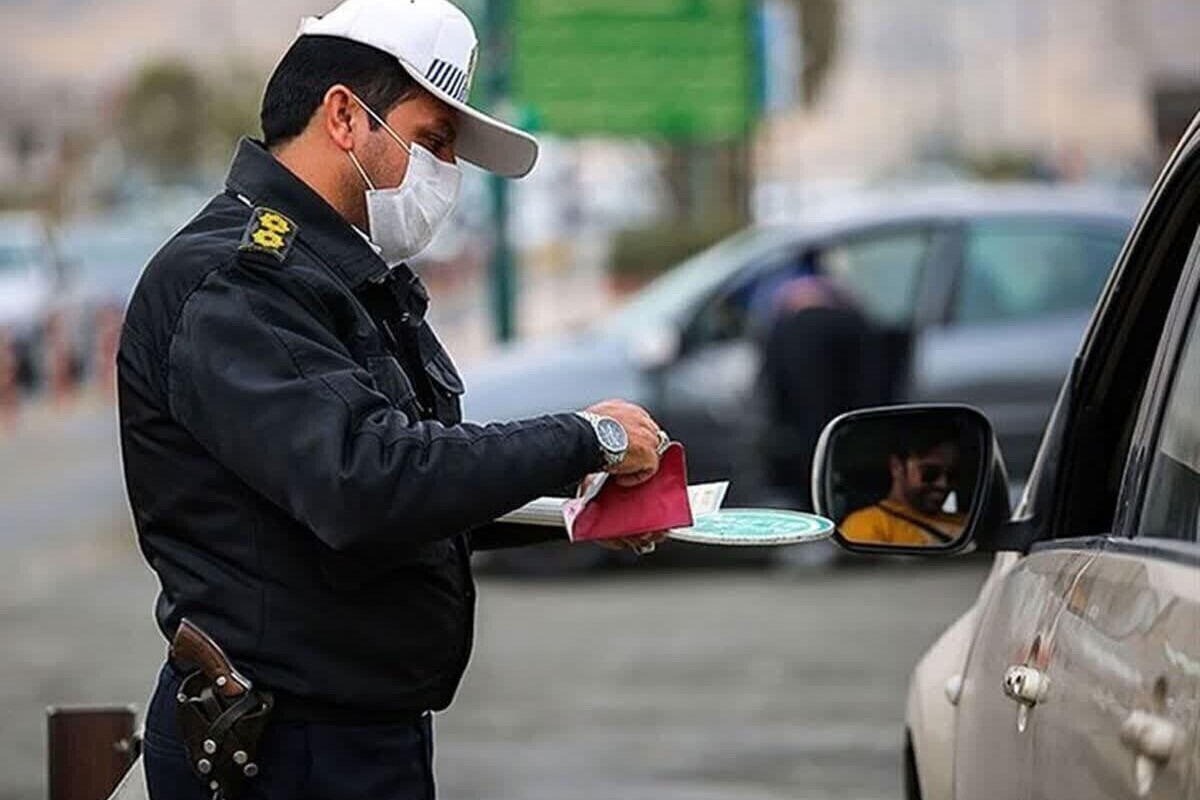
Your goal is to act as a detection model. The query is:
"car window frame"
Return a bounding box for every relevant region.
[1017,121,1200,548]
[1112,224,1200,542]
[675,240,812,354]
[675,220,956,357]
[810,222,944,330]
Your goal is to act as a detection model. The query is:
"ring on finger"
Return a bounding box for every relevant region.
[655,429,670,455]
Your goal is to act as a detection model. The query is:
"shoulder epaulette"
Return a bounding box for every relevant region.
[239,206,298,262]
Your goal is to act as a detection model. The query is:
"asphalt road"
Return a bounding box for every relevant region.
[0,402,989,800]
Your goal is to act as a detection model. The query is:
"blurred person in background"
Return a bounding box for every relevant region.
[756,274,886,511]
[116,0,668,797]
[840,419,966,546]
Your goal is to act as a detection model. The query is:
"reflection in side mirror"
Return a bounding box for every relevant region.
[630,324,681,371]
[813,405,1007,554]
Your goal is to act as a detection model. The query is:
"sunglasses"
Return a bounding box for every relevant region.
[916,463,957,484]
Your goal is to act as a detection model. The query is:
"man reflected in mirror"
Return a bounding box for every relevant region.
[841,420,967,545]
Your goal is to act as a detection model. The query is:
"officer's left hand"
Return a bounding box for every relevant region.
[576,473,667,556]
[596,531,668,556]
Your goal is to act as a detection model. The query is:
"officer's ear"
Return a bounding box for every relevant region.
[322,85,359,152]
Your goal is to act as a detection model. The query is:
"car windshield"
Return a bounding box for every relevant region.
[602,226,801,335]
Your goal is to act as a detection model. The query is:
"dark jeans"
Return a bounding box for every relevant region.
[143,664,436,800]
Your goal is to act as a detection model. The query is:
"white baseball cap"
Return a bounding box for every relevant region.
[299,0,538,178]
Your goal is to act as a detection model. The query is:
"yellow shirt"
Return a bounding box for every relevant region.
[841,500,966,546]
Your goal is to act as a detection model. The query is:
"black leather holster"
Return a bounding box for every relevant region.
[175,669,274,799]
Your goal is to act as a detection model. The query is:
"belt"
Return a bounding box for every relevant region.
[166,659,429,726]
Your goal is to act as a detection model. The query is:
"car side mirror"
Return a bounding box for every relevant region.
[812,404,1011,555]
[629,323,681,371]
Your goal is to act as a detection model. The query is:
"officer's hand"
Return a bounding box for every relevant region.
[596,531,668,556]
[582,399,665,487]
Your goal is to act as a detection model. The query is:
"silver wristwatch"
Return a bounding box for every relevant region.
[576,412,629,468]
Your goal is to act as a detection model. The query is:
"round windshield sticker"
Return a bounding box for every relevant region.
[668,509,835,546]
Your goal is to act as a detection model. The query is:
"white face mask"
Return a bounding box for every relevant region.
[347,93,462,265]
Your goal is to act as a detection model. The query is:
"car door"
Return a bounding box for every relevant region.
[649,244,809,501]
[951,546,1097,800]
[909,219,1127,479]
[1025,233,1200,800]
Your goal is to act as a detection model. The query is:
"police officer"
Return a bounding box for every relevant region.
[117,1,668,796]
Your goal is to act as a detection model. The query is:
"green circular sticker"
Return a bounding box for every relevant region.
[668,509,835,547]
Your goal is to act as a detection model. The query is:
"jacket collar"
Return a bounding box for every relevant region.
[225,137,392,290]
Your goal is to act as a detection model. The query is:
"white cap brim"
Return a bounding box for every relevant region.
[399,57,538,179]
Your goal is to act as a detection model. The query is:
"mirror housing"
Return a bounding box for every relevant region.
[812,404,1012,556]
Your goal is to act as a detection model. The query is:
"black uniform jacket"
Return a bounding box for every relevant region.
[118,138,600,717]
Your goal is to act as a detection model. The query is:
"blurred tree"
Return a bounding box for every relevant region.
[118,60,206,183]
[205,62,266,163]
[119,58,266,184]
[662,0,840,228]
[607,214,744,291]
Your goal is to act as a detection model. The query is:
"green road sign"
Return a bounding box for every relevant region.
[511,0,760,140]
[669,509,835,546]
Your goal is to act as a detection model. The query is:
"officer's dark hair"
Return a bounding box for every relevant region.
[261,35,419,149]
[888,418,961,460]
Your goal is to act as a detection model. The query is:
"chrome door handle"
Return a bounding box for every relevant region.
[1121,711,1182,797]
[1120,711,1180,762]
[1002,665,1049,706]
[1002,665,1049,733]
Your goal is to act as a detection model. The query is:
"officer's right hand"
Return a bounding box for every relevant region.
[582,399,665,487]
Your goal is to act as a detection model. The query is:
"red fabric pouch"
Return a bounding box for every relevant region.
[565,443,694,542]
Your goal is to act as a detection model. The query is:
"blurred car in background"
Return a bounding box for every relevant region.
[57,217,174,382]
[0,213,79,387]
[463,184,1141,573]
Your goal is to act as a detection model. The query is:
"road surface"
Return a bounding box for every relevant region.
[0,402,987,800]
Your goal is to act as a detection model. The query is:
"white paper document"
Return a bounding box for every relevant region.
[498,481,730,529]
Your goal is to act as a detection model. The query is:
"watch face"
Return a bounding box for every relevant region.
[596,417,628,452]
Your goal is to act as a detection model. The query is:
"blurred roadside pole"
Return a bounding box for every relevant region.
[458,0,764,344]
[483,0,517,343]
[0,327,17,430]
[46,706,137,800]
[468,0,758,340]
[44,310,76,409]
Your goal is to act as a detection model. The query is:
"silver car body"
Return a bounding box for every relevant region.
[904,118,1200,800]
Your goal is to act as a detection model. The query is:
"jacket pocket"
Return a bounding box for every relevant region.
[423,349,466,424]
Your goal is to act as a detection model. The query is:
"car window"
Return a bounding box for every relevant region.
[683,250,813,347]
[955,222,1125,325]
[1137,292,1200,542]
[817,229,931,326]
[604,226,805,336]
